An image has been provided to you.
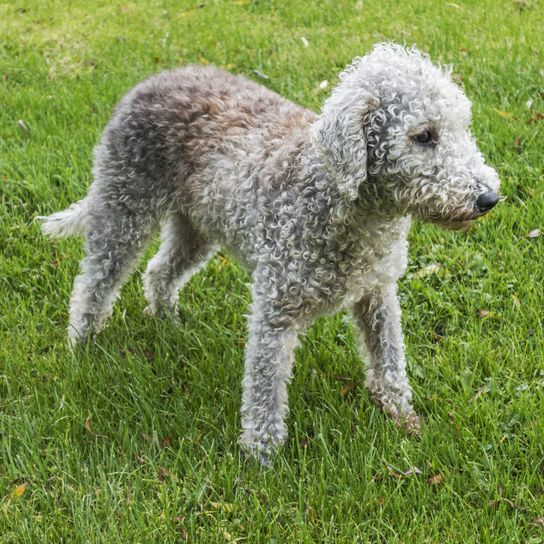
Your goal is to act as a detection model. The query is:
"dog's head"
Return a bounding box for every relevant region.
[312,43,500,228]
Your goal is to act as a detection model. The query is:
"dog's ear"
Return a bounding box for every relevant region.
[313,90,380,201]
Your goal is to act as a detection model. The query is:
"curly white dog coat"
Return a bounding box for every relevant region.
[41,44,500,464]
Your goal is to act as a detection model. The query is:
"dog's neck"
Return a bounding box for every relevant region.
[279,138,412,258]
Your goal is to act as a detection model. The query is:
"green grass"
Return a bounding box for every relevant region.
[1,0,543,541]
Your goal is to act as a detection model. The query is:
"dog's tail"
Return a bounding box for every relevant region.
[38,198,88,238]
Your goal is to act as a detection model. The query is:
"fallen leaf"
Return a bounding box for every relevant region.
[17,119,29,132]
[448,412,460,434]
[478,309,496,319]
[532,516,544,527]
[529,112,544,123]
[162,436,173,447]
[253,69,269,80]
[470,381,492,402]
[217,254,230,270]
[488,497,526,512]
[340,382,358,396]
[157,466,173,482]
[140,432,154,442]
[386,463,423,478]
[528,229,541,238]
[428,474,444,485]
[11,483,28,498]
[220,528,233,541]
[413,263,442,278]
[209,501,238,513]
[85,416,107,438]
[494,109,516,120]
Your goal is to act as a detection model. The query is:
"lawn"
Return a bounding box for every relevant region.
[1,0,543,541]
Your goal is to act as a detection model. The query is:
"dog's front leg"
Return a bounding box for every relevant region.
[240,292,299,465]
[353,283,420,433]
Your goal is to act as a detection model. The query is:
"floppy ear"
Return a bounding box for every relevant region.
[313,90,380,201]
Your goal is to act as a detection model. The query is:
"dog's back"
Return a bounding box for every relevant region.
[97,66,313,186]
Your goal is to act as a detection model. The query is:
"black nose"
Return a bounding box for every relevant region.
[476,191,500,212]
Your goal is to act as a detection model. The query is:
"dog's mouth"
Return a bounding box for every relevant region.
[422,209,491,232]
[412,192,502,231]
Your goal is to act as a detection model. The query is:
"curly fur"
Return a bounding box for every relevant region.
[40,43,500,464]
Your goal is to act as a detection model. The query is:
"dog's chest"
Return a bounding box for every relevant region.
[337,220,410,308]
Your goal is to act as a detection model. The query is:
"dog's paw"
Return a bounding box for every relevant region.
[394,412,421,436]
[144,303,182,324]
[239,431,281,467]
[240,441,273,467]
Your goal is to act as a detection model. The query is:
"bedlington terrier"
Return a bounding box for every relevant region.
[41,43,500,464]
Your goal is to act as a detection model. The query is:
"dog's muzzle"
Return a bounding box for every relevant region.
[476,191,500,214]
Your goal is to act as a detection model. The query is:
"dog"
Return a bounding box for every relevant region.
[40,43,500,465]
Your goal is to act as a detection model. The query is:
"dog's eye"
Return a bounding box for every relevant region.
[416,130,433,144]
[413,129,436,146]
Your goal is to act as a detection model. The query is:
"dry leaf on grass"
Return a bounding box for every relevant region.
[386,463,423,479]
[470,384,491,402]
[220,528,233,541]
[428,474,444,485]
[157,466,173,482]
[528,112,544,123]
[85,416,107,438]
[478,309,497,319]
[209,501,238,513]
[17,119,29,133]
[253,69,269,80]
[11,483,28,498]
[413,263,442,278]
[340,382,359,396]
[494,109,517,120]
[448,412,460,434]
[528,229,541,238]
[488,497,527,512]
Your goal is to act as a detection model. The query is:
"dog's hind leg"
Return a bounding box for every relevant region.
[68,200,156,346]
[142,212,217,318]
[353,283,420,433]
